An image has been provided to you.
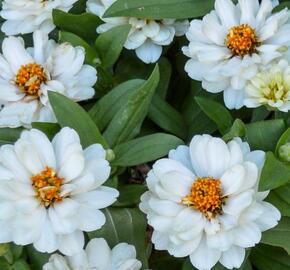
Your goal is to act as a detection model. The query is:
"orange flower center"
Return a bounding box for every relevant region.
[15,63,47,96]
[182,177,223,219]
[226,24,259,57]
[31,167,63,207]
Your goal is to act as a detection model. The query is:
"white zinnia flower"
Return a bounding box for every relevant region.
[245,59,290,112]
[86,0,189,64]
[140,134,281,270]
[0,30,97,128]
[182,0,290,109]
[43,238,142,270]
[0,128,119,256]
[0,0,78,35]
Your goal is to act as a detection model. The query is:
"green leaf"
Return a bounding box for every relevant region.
[113,133,184,166]
[117,184,147,206]
[104,0,215,19]
[261,217,290,255]
[148,94,187,139]
[89,79,145,131]
[222,119,246,142]
[0,244,10,257]
[251,244,290,270]
[48,91,108,148]
[25,246,50,270]
[251,107,271,122]
[259,152,290,191]
[12,260,30,270]
[156,57,172,99]
[195,96,233,134]
[246,119,286,151]
[88,208,149,268]
[276,128,290,154]
[0,128,22,145]
[59,31,99,65]
[103,64,160,147]
[0,258,10,270]
[31,123,60,140]
[95,24,131,68]
[53,9,101,42]
[267,190,290,217]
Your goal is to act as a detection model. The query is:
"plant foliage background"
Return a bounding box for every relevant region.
[0,0,289,269]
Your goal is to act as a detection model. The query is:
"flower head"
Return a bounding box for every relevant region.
[0,0,78,35]
[182,0,290,109]
[43,238,142,270]
[86,0,189,63]
[0,128,119,255]
[245,59,290,112]
[0,30,97,128]
[140,135,280,270]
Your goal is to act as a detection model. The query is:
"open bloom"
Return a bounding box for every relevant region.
[86,0,189,63]
[0,30,97,128]
[183,0,290,109]
[245,59,290,112]
[0,0,78,35]
[140,135,280,270]
[0,128,119,256]
[43,238,142,270]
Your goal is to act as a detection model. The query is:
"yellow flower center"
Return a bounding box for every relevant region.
[31,167,63,207]
[263,79,289,102]
[182,177,223,219]
[15,63,47,97]
[226,24,259,57]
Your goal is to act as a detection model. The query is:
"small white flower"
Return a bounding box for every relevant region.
[140,134,280,270]
[245,59,290,112]
[183,0,290,109]
[43,238,142,270]
[0,0,78,35]
[86,0,189,64]
[0,30,97,128]
[0,128,119,256]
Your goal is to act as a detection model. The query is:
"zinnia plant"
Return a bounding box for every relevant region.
[0,0,289,270]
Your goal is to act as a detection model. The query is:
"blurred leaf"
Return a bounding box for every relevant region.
[0,258,10,270]
[95,24,131,68]
[156,57,172,99]
[0,244,9,257]
[88,208,149,268]
[113,133,184,166]
[251,107,271,122]
[276,128,290,155]
[48,91,108,148]
[104,0,215,19]
[251,244,290,270]
[149,94,187,139]
[89,79,144,131]
[222,119,246,142]
[259,152,290,191]
[0,128,22,145]
[31,123,60,140]
[59,31,99,65]
[261,217,290,255]
[117,184,147,206]
[25,246,50,270]
[53,9,101,42]
[246,120,286,151]
[195,96,233,134]
[267,189,290,217]
[104,64,160,147]
[12,260,30,270]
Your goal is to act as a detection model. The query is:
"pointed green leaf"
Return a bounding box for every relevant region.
[89,79,145,131]
[104,0,215,19]
[195,96,233,134]
[48,91,108,148]
[113,133,184,166]
[0,128,22,145]
[95,24,131,68]
[31,123,60,140]
[53,9,101,42]
[103,65,160,147]
[259,152,290,191]
[222,119,246,142]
